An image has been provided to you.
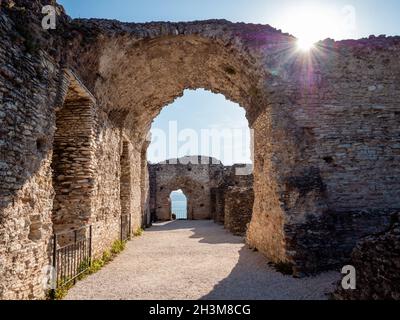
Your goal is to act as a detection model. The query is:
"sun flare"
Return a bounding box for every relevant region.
[297,38,316,51]
[281,4,347,52]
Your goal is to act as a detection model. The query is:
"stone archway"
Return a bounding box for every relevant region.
[150,157,224,221]
[66,24,304,271]
[165,177,209,221]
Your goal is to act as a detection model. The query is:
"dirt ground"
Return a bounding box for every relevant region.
[66,220,340,300]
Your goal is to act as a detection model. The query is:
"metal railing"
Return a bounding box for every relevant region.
[51,225,92,295]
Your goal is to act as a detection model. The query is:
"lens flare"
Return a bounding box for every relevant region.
[297,38,315,51]
[280,4,349,52]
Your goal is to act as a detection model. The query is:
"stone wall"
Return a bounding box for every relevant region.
[224,187,254,236]
[51,72,97,239]
[149,156,224,221]
[65,16,400,275]
[214,165,254,225]
[0,2,146,298]
[140,142,151,227]
[149,157,254,223]
[333,213,400,300]
[210,187,225,224]
[0,4,62,298]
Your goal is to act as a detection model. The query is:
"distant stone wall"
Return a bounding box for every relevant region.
[214,165,254,225]
[149,157,254,222]
[224,187,254,236]
[333,213,400,300]
[149,157,213,221]
[211,187,225,224]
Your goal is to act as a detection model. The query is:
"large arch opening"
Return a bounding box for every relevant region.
[73,30,303,270]
[147,87,254,231]
[147,89,252,165]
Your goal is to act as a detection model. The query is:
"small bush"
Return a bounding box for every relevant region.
[53,285,70,300]
[89,258,105,274]
[111,240,126,255]
[102,250,112,264]
[78,259,91,273]
[76,259,91,281]
[47,278,74,300]
[134,227,144,237]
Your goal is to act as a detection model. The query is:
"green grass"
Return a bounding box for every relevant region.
[102,250,112,264]
[111,240,126,254]
[49,240,128,300]
[134,227,144,237]
[46,277,74,300]
[89,258,105,274]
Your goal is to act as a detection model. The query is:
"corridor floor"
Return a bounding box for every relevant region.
[66,220,340,300]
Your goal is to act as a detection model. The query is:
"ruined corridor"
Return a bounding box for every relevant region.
[1,0,400,301]
[66,221,339,300]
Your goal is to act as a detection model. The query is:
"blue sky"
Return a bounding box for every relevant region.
[146,90,251,165]
[58,0,399,164]
[58,0,400,38]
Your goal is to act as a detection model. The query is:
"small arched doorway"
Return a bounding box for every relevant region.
[170,189,188,220]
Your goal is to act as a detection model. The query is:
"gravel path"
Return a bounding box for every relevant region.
[66,220,340,300]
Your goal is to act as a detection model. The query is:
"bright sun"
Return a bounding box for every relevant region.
[281,4,345,52]
[297,37,316,51]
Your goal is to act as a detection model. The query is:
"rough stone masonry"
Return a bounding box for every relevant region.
[148,156,253,223]
[1,0,400,299]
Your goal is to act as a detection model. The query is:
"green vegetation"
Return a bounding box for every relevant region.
[89,258,105,274]
[133,227,144,237]
[49,240,128,300]
[102,250,112,263]
[111,240,126,254]
[46,277,74,301]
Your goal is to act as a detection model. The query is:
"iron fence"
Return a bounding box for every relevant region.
[51,225,92,295]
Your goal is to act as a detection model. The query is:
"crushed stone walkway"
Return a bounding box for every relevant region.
[66,220,340,300]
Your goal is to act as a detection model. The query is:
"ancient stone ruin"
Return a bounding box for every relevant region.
[149,156,253,231]
[1,0,400,299]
